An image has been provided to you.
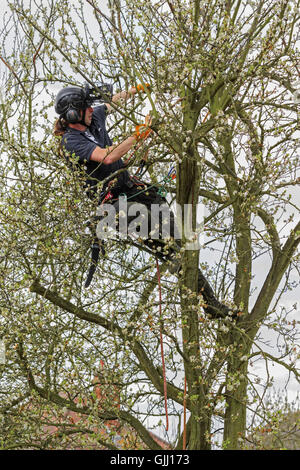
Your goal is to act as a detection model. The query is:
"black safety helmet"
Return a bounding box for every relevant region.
[55,86,89,123]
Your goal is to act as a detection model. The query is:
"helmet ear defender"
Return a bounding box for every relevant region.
[65,107,82,124]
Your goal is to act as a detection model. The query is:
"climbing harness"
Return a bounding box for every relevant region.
[84,165,177,289]
[157,165,176,197]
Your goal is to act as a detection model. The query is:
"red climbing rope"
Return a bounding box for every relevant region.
[156,258,169,432]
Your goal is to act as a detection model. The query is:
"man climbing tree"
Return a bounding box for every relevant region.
[54,82,234,318]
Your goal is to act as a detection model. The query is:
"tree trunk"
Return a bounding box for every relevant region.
[177,86,211,449]
[223,336,250,449]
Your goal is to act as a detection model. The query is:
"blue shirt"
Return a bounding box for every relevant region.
[61,105,130,197]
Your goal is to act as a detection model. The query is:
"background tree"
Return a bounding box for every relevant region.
[0,0,299,450]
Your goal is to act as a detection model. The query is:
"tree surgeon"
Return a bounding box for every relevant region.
[54,83,237,319]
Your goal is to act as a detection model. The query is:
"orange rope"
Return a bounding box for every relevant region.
[202,109,210,123]
[156,258,169,431]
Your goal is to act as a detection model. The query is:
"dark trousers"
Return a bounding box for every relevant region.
[106,178,179,255]
[95,178,234,319]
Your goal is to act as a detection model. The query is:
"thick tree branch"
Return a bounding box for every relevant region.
[29,280,184,408]
[16,336,163,450]
[249,219,300,330]
[255,207,281,259]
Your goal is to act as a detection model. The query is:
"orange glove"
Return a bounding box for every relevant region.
[136,83,151,93]
[133,123,152,141]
